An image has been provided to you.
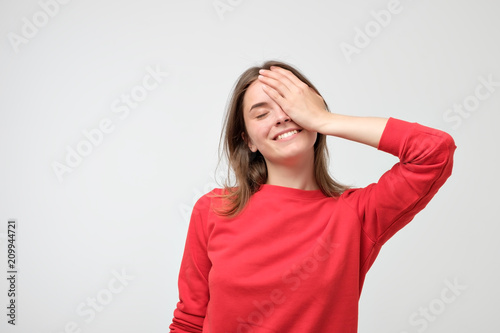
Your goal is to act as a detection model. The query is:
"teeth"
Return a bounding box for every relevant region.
[277,130,298,140]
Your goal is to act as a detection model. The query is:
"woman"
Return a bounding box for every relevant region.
[169,60,456,332]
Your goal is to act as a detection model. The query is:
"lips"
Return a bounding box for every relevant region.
[273,129,302,140]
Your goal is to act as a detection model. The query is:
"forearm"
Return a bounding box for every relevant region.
[317,113,389,149]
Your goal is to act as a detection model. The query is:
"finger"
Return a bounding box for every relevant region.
[259,67,297,94]
[259,68,296,92]
[261,83,288,109]
[258,74,290,98]
[269,66,309,92]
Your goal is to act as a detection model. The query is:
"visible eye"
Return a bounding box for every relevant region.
[256,112,268,119]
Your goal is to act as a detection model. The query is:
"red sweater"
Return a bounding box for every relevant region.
[170,118,456,332]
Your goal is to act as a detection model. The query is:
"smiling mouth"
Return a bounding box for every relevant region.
[275,129,302,140]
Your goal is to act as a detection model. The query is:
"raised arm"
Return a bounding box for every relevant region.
[257,64,457,251]
[257,66,388,147]
[316,113,388,148]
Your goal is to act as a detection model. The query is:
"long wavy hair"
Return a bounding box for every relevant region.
[213,60,348,217]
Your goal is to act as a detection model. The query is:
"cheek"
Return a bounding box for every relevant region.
[248,123,272,144]
[301,129,314,137]
[307,131,319,145]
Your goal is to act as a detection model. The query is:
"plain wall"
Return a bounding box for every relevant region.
[0,0,498,332]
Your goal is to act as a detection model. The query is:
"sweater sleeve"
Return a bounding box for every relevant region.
[342,117,456,271]
[169,194,212,332]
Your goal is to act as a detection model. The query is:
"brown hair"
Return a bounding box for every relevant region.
[213,60,348,217]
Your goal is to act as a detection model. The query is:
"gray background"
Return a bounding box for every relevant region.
[1,0,499,332]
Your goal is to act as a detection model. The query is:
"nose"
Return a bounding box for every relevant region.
[275,107,290,125]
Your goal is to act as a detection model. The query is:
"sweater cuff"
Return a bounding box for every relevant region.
[377,117,415,156]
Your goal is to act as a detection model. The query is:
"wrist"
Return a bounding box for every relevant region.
[316,112,340,136]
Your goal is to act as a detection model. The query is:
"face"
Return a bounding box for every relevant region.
[242,79,318,166]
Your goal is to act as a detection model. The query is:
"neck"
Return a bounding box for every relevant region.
[264,150,318,191]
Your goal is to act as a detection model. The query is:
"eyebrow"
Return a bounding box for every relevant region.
[249,102,269,113]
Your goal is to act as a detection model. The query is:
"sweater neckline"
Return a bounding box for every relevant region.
[257,184,327,200]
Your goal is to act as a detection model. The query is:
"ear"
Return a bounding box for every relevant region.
[241,132,257,152]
